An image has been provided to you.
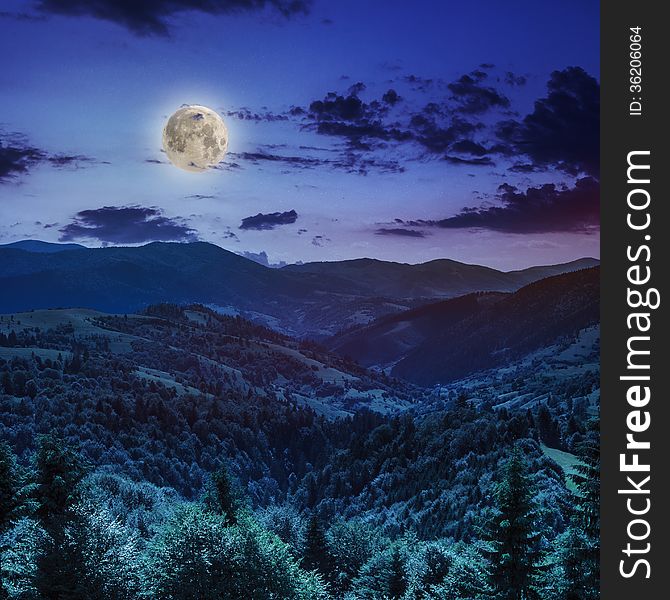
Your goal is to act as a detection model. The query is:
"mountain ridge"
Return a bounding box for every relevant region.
[328,266,600,385]
[0,240,599,338]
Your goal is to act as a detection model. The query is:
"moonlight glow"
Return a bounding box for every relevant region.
[162,105,228,172]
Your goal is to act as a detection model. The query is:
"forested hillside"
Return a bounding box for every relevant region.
[330,266,599,385]
[0,299,599,598]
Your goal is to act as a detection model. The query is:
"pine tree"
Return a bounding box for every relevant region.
[570,420,599,540]
[388,547,407,599]
[303,514,334,582]
[486,447,542,600]
[0,441,20,533]
[207,464,239,525]
[558,527,593,600]
[32,435,88,600]
[565,419,599,599]
[0,441,21,599]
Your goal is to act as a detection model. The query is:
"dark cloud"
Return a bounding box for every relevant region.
[375,228,426,238]
[496,67,599,177]
[381,89,401,105]
[230,151,326,169]
[226,108,289,122]
[306,87,412,147]
[403,74,435,92]
[0,135,44,182]
[447,73,511,115]
[275,66,595,176]
[443,155,494,166]
[48,154,102,168]
[509,162,544,173]
[230,149,403,175]
[36,0,312,36]
[449,140,488,156]
[409,113,480,154]
[1,131,99,182]
[426,176,599,234]
[184,194,216,200]
[59,205,198,243]
[292,68,518,170]
[239,209,298,230]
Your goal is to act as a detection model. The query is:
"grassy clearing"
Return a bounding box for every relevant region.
[541,444,582,492]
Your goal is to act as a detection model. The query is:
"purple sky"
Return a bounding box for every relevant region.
[0,0,599,269]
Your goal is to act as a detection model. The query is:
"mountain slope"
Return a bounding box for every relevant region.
[283,256,599,299]
[329,267,600,385]
[0,241,598,338]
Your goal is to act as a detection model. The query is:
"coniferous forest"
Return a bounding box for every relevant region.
[0,295,599,599]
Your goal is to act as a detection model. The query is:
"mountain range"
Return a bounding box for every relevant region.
[0,241,598,339]
[329,266,600,385]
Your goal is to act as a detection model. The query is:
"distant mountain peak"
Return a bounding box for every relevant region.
[0,240,87,253]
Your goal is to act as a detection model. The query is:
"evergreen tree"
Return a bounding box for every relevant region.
[388,547,407,599]
[0,441,20,534]
[0,441,21,599]
[32,435,88,600]
[557,527,593,600]
[486,447,543,600]
[565,420,599,599]
[570,420,599,539]
[303,514,334,583]
[206,464,239,525]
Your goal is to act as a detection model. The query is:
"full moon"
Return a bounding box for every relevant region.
[162,105,228,172]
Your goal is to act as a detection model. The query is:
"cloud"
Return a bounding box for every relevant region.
[230,149,404,175]
[36,0,312,36]
[306,86,411,148]
[496,67,599,177]
[409,113,480,155]
[230,151,326,169]
[48,153,102,168]
[375,228,426,238]
[239,250,288,268]
[59,205,198,243]
[447,72,510,115]
[251,66,596,176]
[239,209,298,230]
[1,131,100,182]
[424,176,599,234]
[443,155,494,166]
[226,108,289,122]
[0,135,44,182]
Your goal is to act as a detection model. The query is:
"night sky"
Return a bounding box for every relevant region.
[0,0,599,269]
